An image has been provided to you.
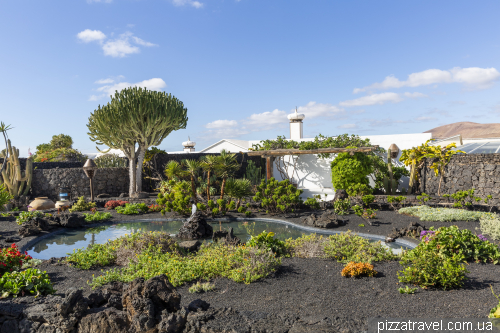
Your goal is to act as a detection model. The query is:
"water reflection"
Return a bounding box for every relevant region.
[27,220,408,260]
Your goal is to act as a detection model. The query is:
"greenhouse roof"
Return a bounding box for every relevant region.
[453,141,500,154]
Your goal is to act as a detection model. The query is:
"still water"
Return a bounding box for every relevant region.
[26,220,410,259]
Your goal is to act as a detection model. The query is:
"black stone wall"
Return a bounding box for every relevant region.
[142,153,265,192]
[419,154,500,204]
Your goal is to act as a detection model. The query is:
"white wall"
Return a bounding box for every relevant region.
[272,133,432,199]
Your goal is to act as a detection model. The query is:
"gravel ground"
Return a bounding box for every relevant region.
[1,206,500,331]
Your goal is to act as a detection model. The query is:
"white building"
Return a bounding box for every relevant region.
[199,109,432,200]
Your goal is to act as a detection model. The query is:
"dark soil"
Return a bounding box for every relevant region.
[1,206,500,331]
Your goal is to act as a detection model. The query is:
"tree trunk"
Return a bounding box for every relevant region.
[135,145,145,193]
[206,170,211,201]
[219,177,227,210]
[128,153,136,197]
[190,174,198,203]
[237,198,241,209]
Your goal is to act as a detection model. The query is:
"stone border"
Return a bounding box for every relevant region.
[20,216,417,253]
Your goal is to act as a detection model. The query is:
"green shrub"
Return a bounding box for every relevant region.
[0,268,56,298]
[115,203,149,215]
[399,205,495,222]
[247,231,287,256]
[304,197,320,210]
[387,195,407,210]
[83,211,112,222]
[252,178,303,214]
[67,243,116,269]
[285,232,396,263]
[207,200,216,210]
[244,210,252,217]
[322,232,396,263]
[157,180,191,216]
[416,193,430,205]
[449,188,481,209]
[16,211,44,225]
[361,194,375,207]
[346,183,372,198]
[480,215,500,241]
[94,154,127,168]
[69,196,96,212]
[0,184,12,211]
[237,206,247,213]
[189,281,215,293]
[397,246,468,290]
[196,203,207,211]
[419,226,500,264]
[333,198,351,215]
[89,242,281,288]
[211,208,219,216]
[352,205,363,216]
[330,148,373,190]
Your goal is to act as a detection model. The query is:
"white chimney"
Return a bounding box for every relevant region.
[182,137,196,153]
[287,107,305,140]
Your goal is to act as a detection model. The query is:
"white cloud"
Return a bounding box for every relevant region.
[132,36,158,47]
[90,77,167,100]
[296,101,344,119]
[206,120,238,129]
[339,92,402,107]
[94,78,114,84]
[245,109,288,128]
[354,67,500,93]
[77,29,106,43]
[78,30,157,58]
[171,0,204,8]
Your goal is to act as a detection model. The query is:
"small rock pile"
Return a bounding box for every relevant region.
[18,213,87,238]
[385,221,428,243]
[302,210,346,228]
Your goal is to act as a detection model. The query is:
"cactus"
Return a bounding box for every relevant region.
[0,139,33,199]
[383,176,398,195]
[383,148,398,195]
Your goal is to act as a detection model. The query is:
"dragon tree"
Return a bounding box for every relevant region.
[87,86,188,196]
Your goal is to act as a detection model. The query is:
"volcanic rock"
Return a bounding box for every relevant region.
[177,211,213,240]
[212,227,241,245]
[302,210,345,228]
[333,189,348,202]
[386,221,427,243]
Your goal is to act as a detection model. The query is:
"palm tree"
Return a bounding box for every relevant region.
[215,149,240,201]
[183,159,202,203]
[225,178,253,208]
[201,155,218,200]
[164,160,188,181]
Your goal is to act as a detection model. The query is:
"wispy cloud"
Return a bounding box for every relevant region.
[171,0,204,8]
[77,30,157,57]
[337,123,357,129]
[339,92,403,107]
[89,77,167,101]
[354,67,500,93]
[297,102,344,119]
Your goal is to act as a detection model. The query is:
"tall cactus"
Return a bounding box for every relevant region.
[383,148,398,195]
[0,139,33,198]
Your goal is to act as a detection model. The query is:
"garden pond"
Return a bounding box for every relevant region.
[26,219,414,259]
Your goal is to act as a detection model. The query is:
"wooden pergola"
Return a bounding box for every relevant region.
[245,146,379,180]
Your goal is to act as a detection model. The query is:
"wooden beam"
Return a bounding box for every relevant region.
[266,156,273,180]
[246,146,379,157]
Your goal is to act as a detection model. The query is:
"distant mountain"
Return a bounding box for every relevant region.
[424,122,500,139]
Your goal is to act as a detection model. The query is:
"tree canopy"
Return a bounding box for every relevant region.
[87,86,188,196]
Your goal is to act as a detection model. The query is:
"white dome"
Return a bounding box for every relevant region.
[287,108,305,121]
[182,137,196,147]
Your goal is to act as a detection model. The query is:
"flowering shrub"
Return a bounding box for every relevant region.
[341,262,377,278]
[104,200,128,210]
[69,196,96,212]
[399,205,495,222]
[0,244,32,277]
[148,204,163,212]
[247,231,287,256]
[418,226,500,264]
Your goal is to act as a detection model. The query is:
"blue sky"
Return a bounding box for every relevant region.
[2,0,500,156]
